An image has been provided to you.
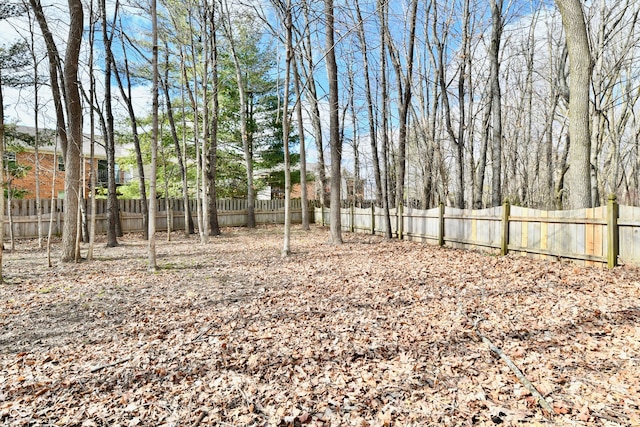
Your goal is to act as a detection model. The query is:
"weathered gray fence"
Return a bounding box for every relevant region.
[316,196,640,268]
[4,198,309,238]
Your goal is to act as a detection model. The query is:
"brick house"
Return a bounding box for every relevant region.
[4,126,130,200]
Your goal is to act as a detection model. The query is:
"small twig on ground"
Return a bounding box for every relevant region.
[192,409,208,427]
[592,410,629,425]
[192,323,215,342]
[235,383,266,414]
[473,321,554,416]
[90,357,132,373]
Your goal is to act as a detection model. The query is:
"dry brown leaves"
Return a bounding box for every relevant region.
[1,225,639,426]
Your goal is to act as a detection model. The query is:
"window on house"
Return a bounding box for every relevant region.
[58,155,65,172]
[3,152,16,169]
[97,159,108,185]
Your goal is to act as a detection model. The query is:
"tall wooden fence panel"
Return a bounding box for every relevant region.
[3,198,309,238]
[315,198,640,268]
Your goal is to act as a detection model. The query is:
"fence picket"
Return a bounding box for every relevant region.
[315,201,639,268]
[3,198,311,240]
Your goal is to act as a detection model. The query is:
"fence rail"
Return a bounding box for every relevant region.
[315,196,640,268]
[3,198,309,238]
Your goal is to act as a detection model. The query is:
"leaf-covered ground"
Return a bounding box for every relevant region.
[1,225,638,426]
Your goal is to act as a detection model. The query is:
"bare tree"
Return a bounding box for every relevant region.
[101,0,120,246]
[61,0,84,262]
[353,0,382,207]
[207,4,221,236]
[87,0,97,260]
[386,0,418,211]
[148,0,158,271]
[555,0,592,208]
[378,0,392,238]
[489,0,504,206]
[324,0,341,244]
[293,56,309,230]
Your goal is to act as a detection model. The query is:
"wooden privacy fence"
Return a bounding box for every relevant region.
[316,196,640,268]
[3,198,308,238]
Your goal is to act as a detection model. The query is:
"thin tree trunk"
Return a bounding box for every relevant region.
[490,0,504,207]
[378,0,392,238]
[220,0,255,228]
[0,75,5,279]
[26,7,44,248]
[301,1,327,206]
[162,43,192,238]
[208,8,220,236]
[87,0,97,260]
[387,0,418,210]
[180,61,195,235]
[473,99,492,209]
[115,15,148,238]
[101,0,119,247]
[354,0,382,206]
[292,57,309,230]
[199,7,210,243]
[281,0,293,256]
[148,0,158,271]
[324,0,342,244]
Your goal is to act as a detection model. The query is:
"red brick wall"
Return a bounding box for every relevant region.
[9,151,94,200]
[290,182,317,200]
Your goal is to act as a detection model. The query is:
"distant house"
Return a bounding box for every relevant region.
[3,126,131,200]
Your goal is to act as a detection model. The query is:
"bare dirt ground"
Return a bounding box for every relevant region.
[0,225,639,426]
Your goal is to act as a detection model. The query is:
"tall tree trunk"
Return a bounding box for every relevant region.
[354,0,382,206]
[87,0,97,259]
[293,57,309,230]
[490,0,504,207]
[436,0,468,208]
[348,69,361,207]
[102,0,119,246]
[61,0,83,262]
[199,7,210,243]
[148,0,158,271]
[115,15,148,238]
[301,1,327,207]
[281,0,293,256]
[207,7,220,236]
[555,0,592,208]
[473,99,492,209]
[387,0,418,210]
[220,0,255,228]
[26,6,44,248]
[161,43,191,237]
[0,73,5,279]
[324,0,342,244]
[180,60,195,234]
[378,0,392,238]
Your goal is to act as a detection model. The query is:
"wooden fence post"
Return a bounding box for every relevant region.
[607,194,619,268]
[321,204,325,227]
[438,202,445,246]
[501,200,510,256]
[371,204,375,235]
[398,204,403,240]
[350,203,355,232]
